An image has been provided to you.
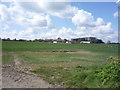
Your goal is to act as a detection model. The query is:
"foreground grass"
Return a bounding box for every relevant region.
[2,53,13,64]
[17,52,119,88]
[19,52,113,66]
[30,59,120,88]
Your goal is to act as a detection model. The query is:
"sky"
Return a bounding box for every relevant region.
[0,0,119,43]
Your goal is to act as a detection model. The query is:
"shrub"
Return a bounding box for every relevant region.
[95,60,120,88]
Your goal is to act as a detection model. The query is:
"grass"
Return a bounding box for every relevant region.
[2,41,118,54]
[2,53,13,64]
[2,41,119,88]
[18,52,119,88]
[0,40,2,64]
[30,61,120,88]
[0,40,2,51]
[19,52,111,66]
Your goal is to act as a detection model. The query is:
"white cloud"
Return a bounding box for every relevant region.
[1,28,37,40]
[15,1,44,13]
[39,2,78,18]
[18,28,37,39]
[71,9,117,42]
[0,4,11,22]
[72,9,109,28]
[38,25,117,42]
[0,1,118,43]
[16,1,78,18]
[72,10,94,26]
[114,10,120,20]
[2,24,9,31]
[1,30,18,39]
[0,3,53,30]
[117,0,120,4]
[17,13,53,29]
[95,18,104,26]
[117,0,120,7]
[117,0,120,2]
[114,11,118,17]
[29,14,53,29]
[1,25,118,43]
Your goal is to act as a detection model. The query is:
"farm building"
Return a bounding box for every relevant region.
[52,37,71,44]
[66,41,71,44]
[52,40,71,44]
[80,41,91,44]
[71,37,104,44]
[53,40,57,43]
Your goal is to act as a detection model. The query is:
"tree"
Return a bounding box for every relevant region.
[7,38,10,41]
[13,38,16,41]
[57,37,61,40]
[107,41,111,44]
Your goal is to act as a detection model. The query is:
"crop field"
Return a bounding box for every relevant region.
[2,41,120,88]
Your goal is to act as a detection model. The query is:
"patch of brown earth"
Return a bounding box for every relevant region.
[3,50,98,55]
[31,50,76,53]
[2,67,54,88]
[66,51,98,55]
[2,54,59,88]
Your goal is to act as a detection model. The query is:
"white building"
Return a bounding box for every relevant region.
[80,41,91,44]
[53,41,57,43]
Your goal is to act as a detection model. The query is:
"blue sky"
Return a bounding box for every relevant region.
[51,2,118,31]
[71,2,118,30]
[0,1,119,42]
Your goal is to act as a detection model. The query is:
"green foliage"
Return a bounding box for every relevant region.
[65,72,88,88]
[63,59,120,88]
[95,61,120,88]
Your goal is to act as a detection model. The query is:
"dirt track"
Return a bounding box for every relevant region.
[2,54,55,88]
[2,50,97,88]
[2,67,53,88]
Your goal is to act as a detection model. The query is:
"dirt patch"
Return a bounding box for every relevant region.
[31,50,76,53]
[67,51,98,55]
[2,67,54,88]
[31,50,98,55]
[13,54,22,66]
[2,54,59,88]
[3,50,98,56]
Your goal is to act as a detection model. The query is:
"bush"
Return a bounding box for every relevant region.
[95,60,120,88]
[66,58,120,88]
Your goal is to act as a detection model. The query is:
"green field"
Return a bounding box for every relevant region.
[2,41,118,53]
[2,41,120,88]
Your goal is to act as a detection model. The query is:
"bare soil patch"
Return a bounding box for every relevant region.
[2,67,54,88]
[67,51,98,55]
[32,50,76,53]
[3,50,97,55]
[2,54,57,88]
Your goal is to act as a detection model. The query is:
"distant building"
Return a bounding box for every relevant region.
[53,40,57,43]
[66,41,69,43]
[80,41,91,44]
[52,38,71,44]
[65,41,71,44]
[107,41,111,44]
[71,37,104,44]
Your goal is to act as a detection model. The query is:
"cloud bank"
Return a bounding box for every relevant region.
[0,1,118,42]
